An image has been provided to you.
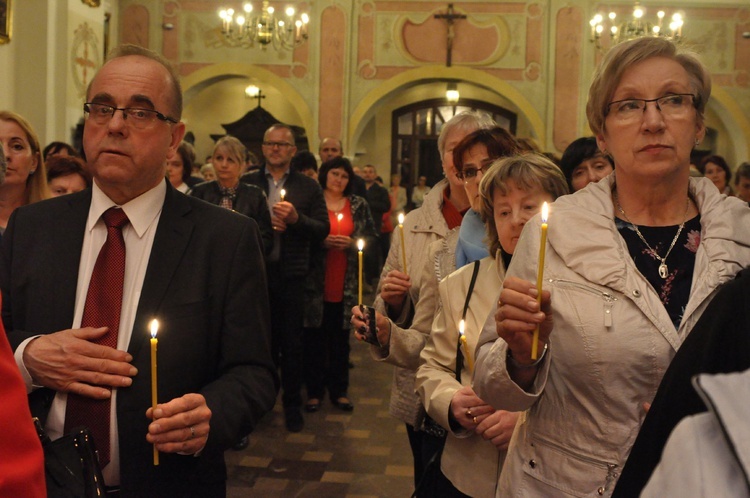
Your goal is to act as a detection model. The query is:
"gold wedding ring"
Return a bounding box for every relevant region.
[473,416,478,425]
[467,408,473,418]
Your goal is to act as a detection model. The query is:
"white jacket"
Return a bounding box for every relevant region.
[642,370,750,497]
[416,256,506,498]
[474,176,750,497]
[372,180,453,427]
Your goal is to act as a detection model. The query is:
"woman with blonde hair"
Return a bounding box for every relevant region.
[190,135,272,254]
[0,111,50,234]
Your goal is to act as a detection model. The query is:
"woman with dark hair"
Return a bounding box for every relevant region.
[42,141,79,161]
[46,155,92,196]
[699,154,733,195]
[560,136,614,192]
[303,156,377,413]
[291,150,319,180]
[167,141,201,193]
[452,127,522,268]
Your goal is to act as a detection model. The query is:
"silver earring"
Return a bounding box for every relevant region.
[694,138,700,146]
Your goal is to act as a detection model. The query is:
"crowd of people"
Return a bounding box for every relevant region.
[1,36,750,498]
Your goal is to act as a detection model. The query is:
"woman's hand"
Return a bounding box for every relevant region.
[450,386,494,431]
[380,270,411,313]
[350,306,391,346]
[495,276,553,366]
[475,410,520,450]
[323,235,352,250]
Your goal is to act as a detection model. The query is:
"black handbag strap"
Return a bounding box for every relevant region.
[455,260,481,383]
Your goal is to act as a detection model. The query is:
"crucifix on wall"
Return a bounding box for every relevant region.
[434,3,466,67]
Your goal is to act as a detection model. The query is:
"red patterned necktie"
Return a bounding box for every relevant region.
[64,207,129,468]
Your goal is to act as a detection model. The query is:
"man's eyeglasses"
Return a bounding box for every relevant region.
[83,103,178,129]
[606,94,697,123]
[262,141,294,149]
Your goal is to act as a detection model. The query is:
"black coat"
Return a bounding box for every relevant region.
[2,182,278,497]
[613,268,750,497]
[241,168,329,280]
[189,181,273,256]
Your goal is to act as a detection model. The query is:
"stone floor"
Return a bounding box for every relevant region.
[226,305,414,497]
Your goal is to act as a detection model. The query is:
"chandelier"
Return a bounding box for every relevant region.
[218,2,310,50]
[589,3,685,52]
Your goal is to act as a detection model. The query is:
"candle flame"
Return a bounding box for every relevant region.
[459,319,465,337]
[150,319,159,339]
[541,202,549,223]
[337,213,343,222]
[357,238,365,251]
[280,189,286,200]
[397,212,405,225]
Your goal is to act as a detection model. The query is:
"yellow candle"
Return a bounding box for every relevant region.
[531,203,549,360]
[337,212,343,236]
[357,239,365,304]
[397,212,407,275]
[459,319,473,373]
[149,319,159,466]
[280,188,286,202]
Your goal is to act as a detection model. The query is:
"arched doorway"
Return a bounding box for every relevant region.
[391,98,516,197]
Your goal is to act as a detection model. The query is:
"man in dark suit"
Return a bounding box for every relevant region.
[2,45,277,497]
[242,124,329,432]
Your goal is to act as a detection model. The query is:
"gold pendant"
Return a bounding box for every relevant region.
[659,262,668,279]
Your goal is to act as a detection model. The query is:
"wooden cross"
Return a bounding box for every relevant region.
[434,4,466,67]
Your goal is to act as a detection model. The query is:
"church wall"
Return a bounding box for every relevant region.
[0,0,747,172]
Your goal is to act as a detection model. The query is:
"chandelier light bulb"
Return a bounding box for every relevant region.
[608,12,616,21]
[236,16,245,26]
[596,24,604,35]
[657,11,665,19]
[227,8,235,17]
[301,13,310,24]
[286,7,295,17]
[267,6,274,14]
[653,26,660,34]
[634,7,644,19]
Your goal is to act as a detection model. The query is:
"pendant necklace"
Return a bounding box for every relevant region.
[613,189,690,279]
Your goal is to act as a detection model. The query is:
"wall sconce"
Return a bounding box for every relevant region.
[446,82,460,103]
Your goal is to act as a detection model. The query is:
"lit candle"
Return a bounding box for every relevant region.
[337,212,343,236]
[149,319,159,466]
[280,188,286,202]
[397,212,407,275]
[459,319,473,373]
[531,203,548,360]
[357,239,365,304]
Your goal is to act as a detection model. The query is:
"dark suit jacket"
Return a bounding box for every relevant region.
[613,268,750,497]
[241,168,329,280]
[189,180,273,256]
[2,182,278,497]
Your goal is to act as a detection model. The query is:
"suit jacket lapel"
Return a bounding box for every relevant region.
[128,185,194,360]
[51,191,91,331]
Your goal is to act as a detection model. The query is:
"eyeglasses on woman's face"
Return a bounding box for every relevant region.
[606,94,696,124]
